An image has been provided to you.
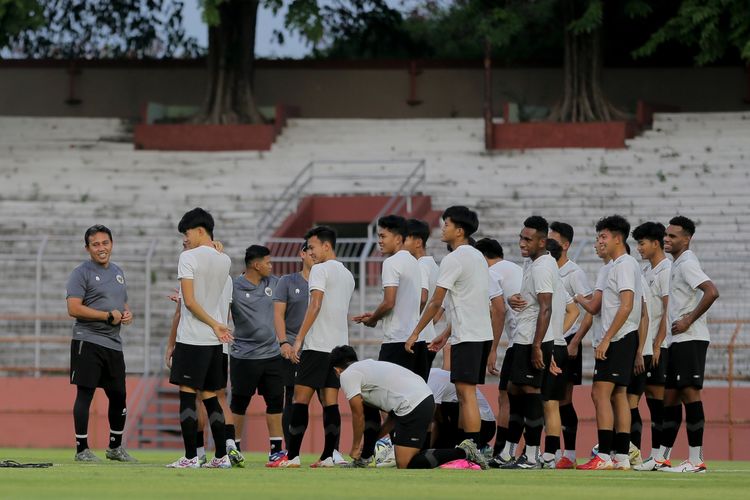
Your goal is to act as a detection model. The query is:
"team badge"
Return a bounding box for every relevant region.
[265,287,273,297]
[295,288,300,294]
[95,276,100,281]
[246,293,250,298]
[116,275,124,284]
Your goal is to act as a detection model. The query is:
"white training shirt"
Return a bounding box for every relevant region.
[490,260,523,347]
[304,259,355,352]
[643,258,672,348]
[559,260,593,338]
[221,276,232,354]
[427,368,495,422]
[340,359,432,417]
[668,250,711,344]
[381,250,422,343]
[600,253,643,344]
[177,245,232,346]
[436,245,493,345]
[640,275,654,357]
[514,254,568,345]
[417,256,440,342]
[592,261,613,348]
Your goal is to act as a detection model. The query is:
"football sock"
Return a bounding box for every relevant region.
[74,386,95,453]
[321,404,341,460]
[225,424,236,442]
[362,404,381,459]
[179,391,198,459]
[661,405,682,448]
[104,387,127,449]
[506,393,524,445]
[685,401,705,462]
[282,385,294,447]
[465,431,480,447]
[196,431,204,448]
[270,437,283,456]
[559,403,578,454]
[544,435,560,461]
[286,403,308,460]
[597,429,614,458]
[615,432,630,455]
[630,407,642,451]
[235,439,242,452]
[646,397,663,453]
[493,426,508,456]
[202,396,226,458]
[525,446,539,463]
[407,449,466,469]
[522,393,544,447]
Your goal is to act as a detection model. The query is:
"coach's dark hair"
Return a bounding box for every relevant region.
[442,206,479,237]
[378,215,407,240]
[669,215,696,237]
[330,345,359,369]
[546,238,563,260]
[304,225,337,248]
[595,215,630,242]
[625,242,631,255]
[244,245,271,267]
[475,238,504,259]
[84,224,113,247]
[550,221,574,244]
[178,207,215,239]
[524,215,549,236]
[632,222,666,249]
[406,218,430,246]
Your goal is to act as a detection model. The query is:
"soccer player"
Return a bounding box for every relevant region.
[281,226,356,468]
[578,215,642,471]
[631,222,673,471]
[657,216,719,473]
[548,221,593,468]
[228,245,287,466]
[354,215,421,373]
[66,225,136,463]
[332,345,488,469]
[167,208,233,469]
[273,242,313,448]
[405,206,493,454]
[403,218,440,381]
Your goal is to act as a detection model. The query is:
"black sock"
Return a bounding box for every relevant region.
[615,432,630,455]
[287,403,308,459]
[235,439,242,452]
[465,431,480,447]
[493,426,508,455]
[646,398,663,451]
[597,429,614,456]
[559,403,578,452]
[506,393,524,445]
[661,405,682,448]
[321,404,341,460]
[225,424,235,442]
[407,448,466,469]
[270,437,283,456]
[196,431,205,448]
[105,388,127,449]
[685,401,705,448]
[179,391,198,459]
[282,385,294,447]
[630,407,642,451]
[202,396,226,458]
[522,393,544,447]
[74,386,95,454]
[544,435,560,456]
[362,404,381,459]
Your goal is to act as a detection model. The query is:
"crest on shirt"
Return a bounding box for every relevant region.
[295,288,300,294]
[116,275,124,285]
[95,276,100,281]
[265,287,273,297]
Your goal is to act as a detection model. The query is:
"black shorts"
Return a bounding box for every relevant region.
[379,342,416,372]
[542,344,569,401]
[593,331,638,386]
[295,350,340,389]
[498,345,515,391]
[70,340,126,392]
[646,347,669,386]
[393,395,434,449]
[510,341,553,389]
[413,341,436,382]
[565,335,583,385]
[450,340,492,385]
[665,340,709,390]
[169,343,225,392]
[627,355,652,396]
[221,353,229,388]
[281,357,297,387]
[230,355,285,400]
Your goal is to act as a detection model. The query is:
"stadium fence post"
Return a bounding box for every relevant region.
[33,235,49,377]
[143,238,157,375]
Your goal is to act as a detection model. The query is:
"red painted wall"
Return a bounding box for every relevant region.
[492,121,638,150]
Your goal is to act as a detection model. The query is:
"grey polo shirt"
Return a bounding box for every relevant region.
[272,272,309,344]
[229,274,281,360]
[66,260,128,351]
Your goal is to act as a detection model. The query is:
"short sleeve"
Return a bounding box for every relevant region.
[657,268,670,297]
[420,263,430,291]
[595,266,609,291]
[682,260,710,290]
[223,277,233,305]
[565,291,574,304]
[178,252,197,280]
[382,257,400,288]
[66,267,87,299]
[308,263,327,293]
[436,254,461,291]
[572,269,592,296]
[615,260,636,293]
[488,272,504,300]
[532,264,555,295]
[340,369,363,400]
[273,275,289,303]
[120,267,129,303]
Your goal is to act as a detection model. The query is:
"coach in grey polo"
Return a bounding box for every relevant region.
[274,272,309,347]
[230,274,281,360]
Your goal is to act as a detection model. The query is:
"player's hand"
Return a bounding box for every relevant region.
[574,294,585,305]
[110,309,123,325]
[352,313,372,323]
[671,316,690,335]
[651,347,661,368]
[405,335,418,354]
[212,240,224,253]
[487,350,499,376]
[595,339,610,361]
[509,294,527,312]
[291,339,303,364]
[428,334,448,353]
[121,310,133,325]
[634,353,645,375]
[549,357,562,376]
[165,344,174,370]
[280,343,293,360]
[531,345,545,370]
[213,323,233,343]
[168,288,181,304]
[567,339,579,359]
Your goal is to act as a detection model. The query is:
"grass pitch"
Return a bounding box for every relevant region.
[1,448,748,499]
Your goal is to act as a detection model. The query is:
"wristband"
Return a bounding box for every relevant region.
[106,311,115,325]
[279,340,290,347]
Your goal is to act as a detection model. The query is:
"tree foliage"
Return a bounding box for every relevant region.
[0,0,43,50]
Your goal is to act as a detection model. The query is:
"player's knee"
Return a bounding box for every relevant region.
[265,393,284,414]
[230,393,251,415]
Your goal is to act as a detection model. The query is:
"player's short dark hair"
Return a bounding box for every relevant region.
[406,218,430,246]
[624,242,631,255]
[475,238,504,259]
[304,225,337,247]
[442,206,479,237]
[178,207,215,239]
[632,222,666,249]
[300,241,309,252]
[595,214,630,242]
[378,215,407,239]
[546,238,563,260]
[330,345,358,369]
[524,215,549,236]
[84,224,113,247]
[550,221,574,244]
[244,245,270,266]
[669,215,696,237]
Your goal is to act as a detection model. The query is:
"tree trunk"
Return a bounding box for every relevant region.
[549,0,627,123]
[196,0,263,124]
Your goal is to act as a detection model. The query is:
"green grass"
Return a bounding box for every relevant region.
[1,449,749,499]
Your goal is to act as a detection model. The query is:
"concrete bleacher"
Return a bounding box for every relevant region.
[0,113,748,377]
